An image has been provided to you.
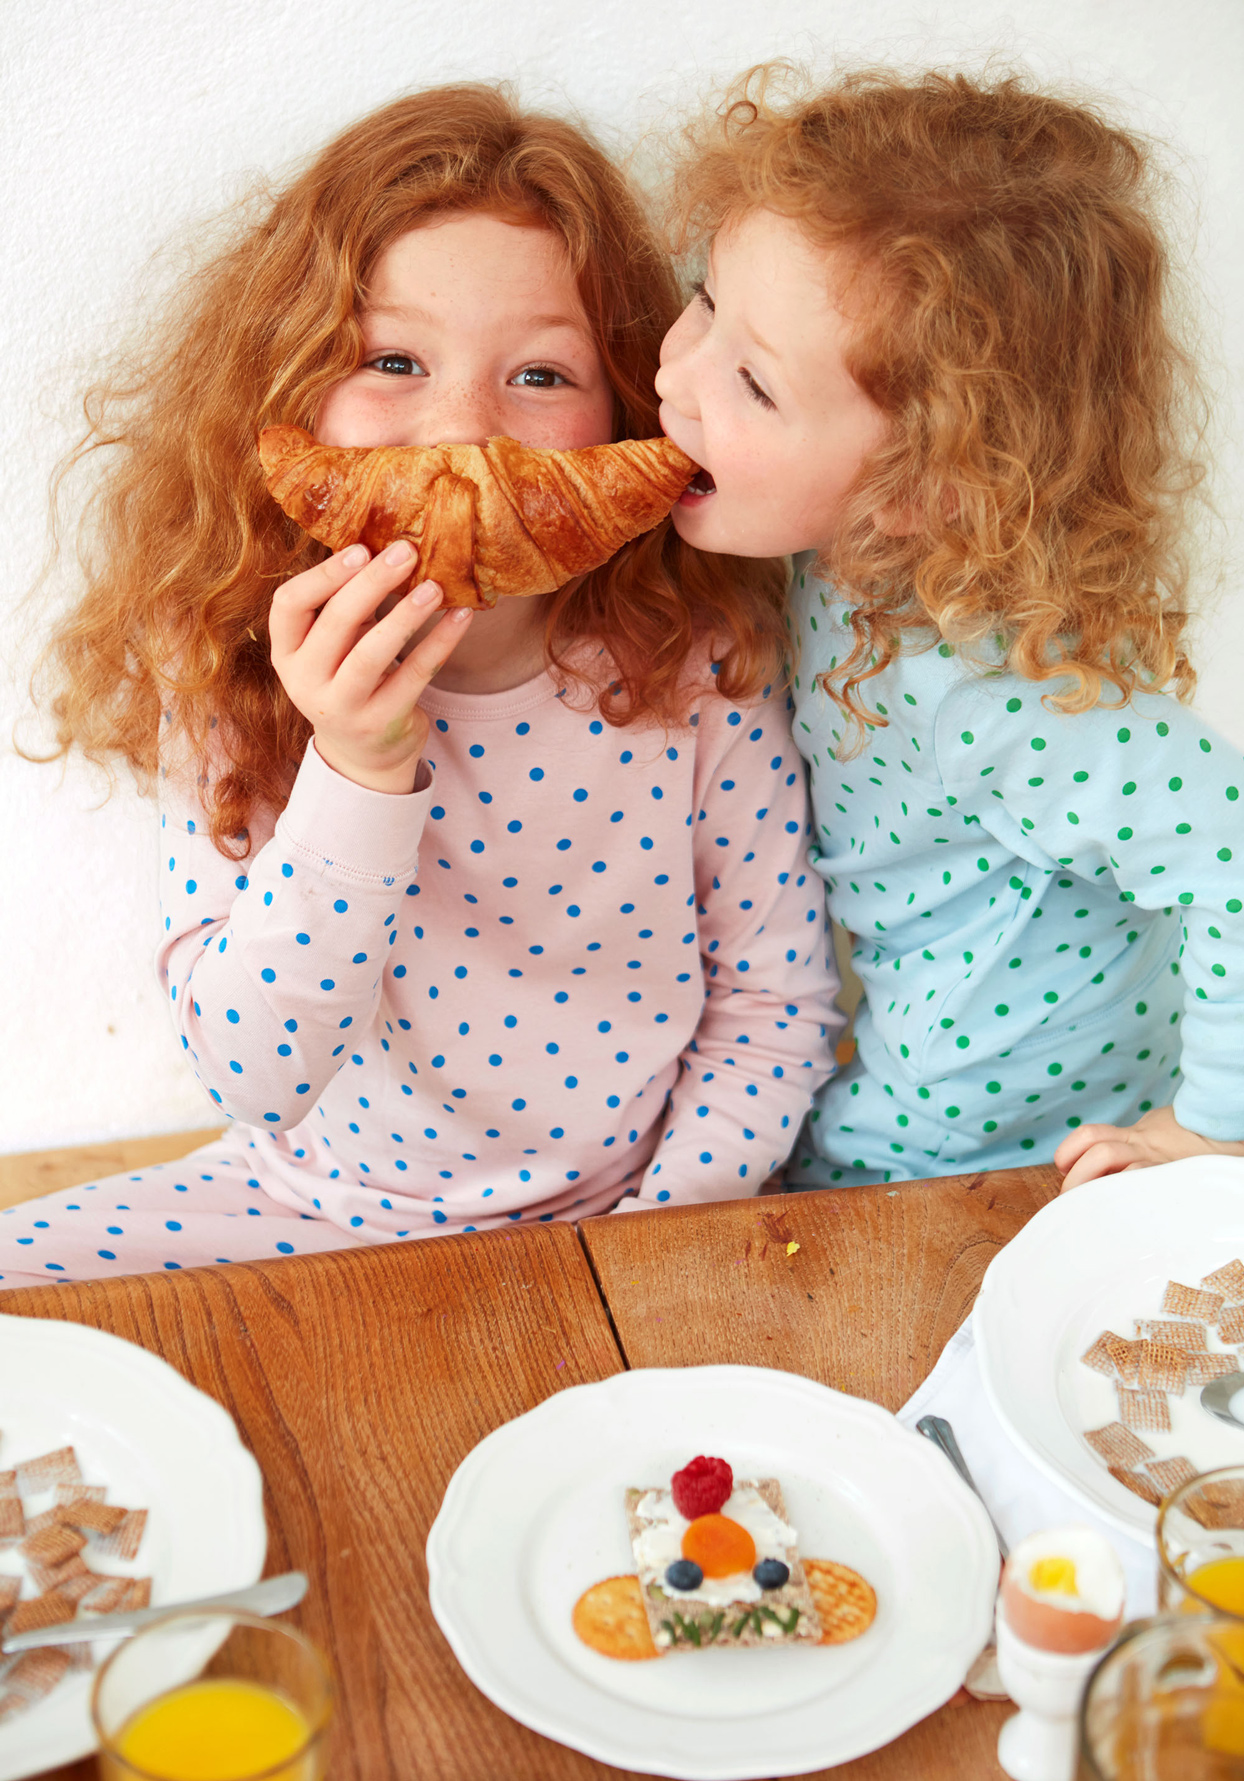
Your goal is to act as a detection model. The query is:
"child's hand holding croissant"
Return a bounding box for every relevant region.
[268,539,471,794]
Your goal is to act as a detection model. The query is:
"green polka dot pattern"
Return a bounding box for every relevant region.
[785,559,1244,1187]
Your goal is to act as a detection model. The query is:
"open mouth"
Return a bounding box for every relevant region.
[682,468,717,500]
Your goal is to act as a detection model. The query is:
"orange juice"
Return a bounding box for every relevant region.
[1188,1556,1244,1618]
[114,1678,313,1780]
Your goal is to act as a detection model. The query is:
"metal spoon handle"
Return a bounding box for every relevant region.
[2,1569,308,1653]
[916,1415,1010,1560]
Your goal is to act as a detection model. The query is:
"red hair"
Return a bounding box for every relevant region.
[671,66,1206,733]
[35,85,784,851]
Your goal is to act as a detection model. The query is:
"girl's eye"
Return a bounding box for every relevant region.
[368,353,425,377]
[692,280,715,315]
[739,367,775,412]
[510,365,568,389]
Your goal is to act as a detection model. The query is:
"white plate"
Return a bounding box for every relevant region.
[975,1157,1244,1539]
[0,1315,266,1779]
[426,1364,998,1780]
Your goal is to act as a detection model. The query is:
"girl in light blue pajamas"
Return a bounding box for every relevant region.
[655,66,1244,1190]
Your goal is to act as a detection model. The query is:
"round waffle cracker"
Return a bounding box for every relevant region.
[804,1558,877,1645]
[572,1575,659,1661]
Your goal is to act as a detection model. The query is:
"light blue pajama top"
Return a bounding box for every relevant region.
[785,559,1244,1187]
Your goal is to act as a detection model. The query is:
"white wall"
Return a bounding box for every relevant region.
[2,0,1241,1154]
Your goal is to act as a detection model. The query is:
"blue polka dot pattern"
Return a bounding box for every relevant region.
[132,662,836,1251]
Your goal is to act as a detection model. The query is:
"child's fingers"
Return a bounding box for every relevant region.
[1054,1121,1123,1173]
[333,579,446,701]
[367,605,474,716]
[295,540,420,679]
[268,544,371,660]
[1057,1135,1140,1191]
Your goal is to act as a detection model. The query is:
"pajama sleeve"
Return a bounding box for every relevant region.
[622,687,844,1210]
[936,681,1244,1140]
[157,740,433,1129]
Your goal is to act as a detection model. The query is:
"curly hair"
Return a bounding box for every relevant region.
[34,84,785,852]
[669,65,1206,732]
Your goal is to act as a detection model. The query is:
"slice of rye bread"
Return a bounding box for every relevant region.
[624,1479,821,1653]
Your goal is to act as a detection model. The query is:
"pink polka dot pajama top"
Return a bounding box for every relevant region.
[0,659,841,1288]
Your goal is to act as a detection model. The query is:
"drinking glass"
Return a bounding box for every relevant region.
[1156,1464,1244,1620]
[91,1609,333,1781]
[1078,1614,1244,1780]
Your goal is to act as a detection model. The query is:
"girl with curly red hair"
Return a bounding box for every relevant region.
[1,85,839,1288]
[657,66,1244,1192]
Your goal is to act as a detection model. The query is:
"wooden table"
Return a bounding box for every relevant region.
[7,1164,1060,1780]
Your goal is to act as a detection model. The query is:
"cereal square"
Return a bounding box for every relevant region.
[1134,1319,1208,1350]
[1144,1456,1199,1495]
[1162,1281,1223,1321]
[1138,1341,1187,1395]
[1187,1351,1238,1385]
[1108,1466,1161,1505]
[1081,1331,1123,1377]
[1218,1305,1244,1345]
[1116,1387,1172,1432]
[1202,1259,1244,1298]
[1085,1422,1156,1468]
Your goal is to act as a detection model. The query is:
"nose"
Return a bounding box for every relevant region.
[412,375,504,448]
[655,313,702,422]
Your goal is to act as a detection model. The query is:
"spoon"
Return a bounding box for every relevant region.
[916,1414,1009,1560]
[1201,1368,1244,1431]
[2,1569,308,1653]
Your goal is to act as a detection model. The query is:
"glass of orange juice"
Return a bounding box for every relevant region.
[1078,1613,1244,1779]
[91,1609,333,1781]
[1157,1464,1244,1622]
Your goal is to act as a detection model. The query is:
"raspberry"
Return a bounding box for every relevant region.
[671,1455,733,1520]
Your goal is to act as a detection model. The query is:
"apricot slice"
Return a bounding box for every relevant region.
[681,1513,757,1580]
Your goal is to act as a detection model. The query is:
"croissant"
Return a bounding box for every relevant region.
[258,425,697,610]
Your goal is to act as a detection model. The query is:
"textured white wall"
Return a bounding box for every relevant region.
[2,0,1241,1153]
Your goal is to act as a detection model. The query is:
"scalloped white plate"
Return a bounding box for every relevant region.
[975,1157,1244,1538]
[0,1315,266,1779]
[426,1365,997,1780]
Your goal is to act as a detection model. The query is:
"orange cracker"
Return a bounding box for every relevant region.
[1201,1259,1244,1298]
[1116,1387,1172,1433]
[1085,1422,1156,1468]
[573,1576,659,1661]
[1138,1341,1187,1395]
[803,1558,878,1645]
[1144,1456,1199,1496]
[1218,1305,1244,1345]
[1133,1319,1207,1350]
[1162,1281,1223,1322]
[0,1575,20,1618]
[0,1497,22,1542]
[1108,1466,1161,1506]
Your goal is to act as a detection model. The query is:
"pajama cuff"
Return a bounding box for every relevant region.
[275,739,433,885]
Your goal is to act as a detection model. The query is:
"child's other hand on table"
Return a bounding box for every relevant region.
[1054,1103,1244,1190]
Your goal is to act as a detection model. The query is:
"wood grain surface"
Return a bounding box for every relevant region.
[14,1165,1063,1781]
[11,1226,659,1781]
[580,1166,1061,1407]
[0,1129,225,1212]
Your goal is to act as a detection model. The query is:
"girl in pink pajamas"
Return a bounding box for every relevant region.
[6,86,840,1289]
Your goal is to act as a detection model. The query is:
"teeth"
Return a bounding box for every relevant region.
[686,470,716,496]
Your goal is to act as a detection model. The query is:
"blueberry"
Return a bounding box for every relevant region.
[753,1559,790,1590]
[665,1559,704,1591]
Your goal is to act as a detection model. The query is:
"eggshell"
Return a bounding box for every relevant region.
[999,1524,1125,1655]
[1000,1570,1121,1654]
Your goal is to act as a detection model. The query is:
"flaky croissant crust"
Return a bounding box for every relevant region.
[258,426,697,609]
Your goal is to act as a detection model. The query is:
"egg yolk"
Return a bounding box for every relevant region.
[1028,1556,1078,1597]
[682,1514,757,1579]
